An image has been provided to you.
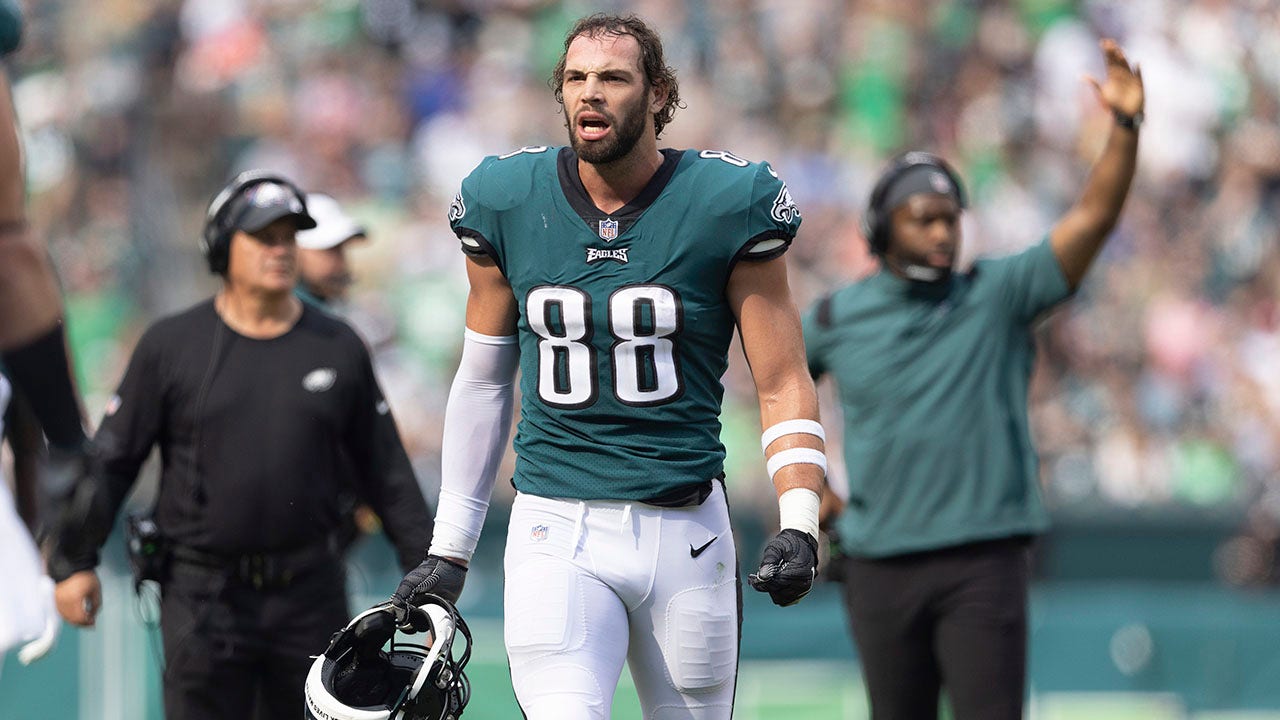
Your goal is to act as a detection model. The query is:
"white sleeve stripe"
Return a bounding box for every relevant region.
[463,328,518,345]
[766,447,828,480]
[761,419,826,451]
[746,238,788,254]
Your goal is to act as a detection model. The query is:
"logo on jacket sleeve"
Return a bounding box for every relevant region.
[303,368,338,393]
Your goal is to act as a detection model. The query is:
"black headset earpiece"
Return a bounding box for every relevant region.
[199,170,310,275]
[863,151,967,255]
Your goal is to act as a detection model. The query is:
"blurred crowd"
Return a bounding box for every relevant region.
[10,0,1280,565]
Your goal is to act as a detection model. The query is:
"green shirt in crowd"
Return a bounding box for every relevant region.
[803,238,1071,557]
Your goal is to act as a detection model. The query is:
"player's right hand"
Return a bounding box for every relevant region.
[393,554,468,606]
[748,529,819,606]
[54,570,101,627]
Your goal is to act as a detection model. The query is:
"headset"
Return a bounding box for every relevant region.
[199,170,312,275]
[862,151,968,255]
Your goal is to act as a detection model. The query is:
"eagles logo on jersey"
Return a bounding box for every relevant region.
[447,192,466,223]
[772,182,799,224]
[449,146,802,502]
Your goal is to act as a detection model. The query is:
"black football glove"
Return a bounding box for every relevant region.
[393,554,468,606]
[748,528,819,607]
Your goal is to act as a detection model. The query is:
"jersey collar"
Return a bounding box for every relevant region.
[556,147,683,234]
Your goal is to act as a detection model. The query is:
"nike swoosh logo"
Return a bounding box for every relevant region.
[690,536,717,558]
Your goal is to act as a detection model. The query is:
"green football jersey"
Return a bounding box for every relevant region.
[449,146,801,501]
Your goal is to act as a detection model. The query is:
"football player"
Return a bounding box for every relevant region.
[0,0,81,668]
[393,12,828,719]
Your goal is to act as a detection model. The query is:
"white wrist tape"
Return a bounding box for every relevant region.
[766,447,827,481]
[760,418,826,452]
[778,488,821,542]
[427,329,518,562]
[428,489,490,560]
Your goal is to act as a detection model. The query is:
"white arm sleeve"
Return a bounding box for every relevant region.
[427,329,519,562]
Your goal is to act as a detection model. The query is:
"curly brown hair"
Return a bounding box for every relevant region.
[551,14,683,139]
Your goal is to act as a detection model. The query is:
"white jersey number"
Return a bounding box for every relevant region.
[527,284,682,408]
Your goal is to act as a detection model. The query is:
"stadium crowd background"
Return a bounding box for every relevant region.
[11,0,1280,587]
[5,0,1280,716]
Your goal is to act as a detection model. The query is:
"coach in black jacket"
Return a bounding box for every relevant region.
[49,171,432,720]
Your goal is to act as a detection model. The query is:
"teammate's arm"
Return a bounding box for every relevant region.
[0,61,87,456]
[1049,39,1144,290]
[393,255,518,607]
[728,254,825,606]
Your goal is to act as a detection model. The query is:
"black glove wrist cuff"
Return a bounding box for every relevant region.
[780,527,818,554]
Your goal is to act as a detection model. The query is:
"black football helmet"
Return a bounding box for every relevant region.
[305,595,471,720]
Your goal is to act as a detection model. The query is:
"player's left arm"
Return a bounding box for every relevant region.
[1049,38,1144,291]
[729,254,826,606]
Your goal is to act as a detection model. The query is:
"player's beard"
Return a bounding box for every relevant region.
[567,92,650,165]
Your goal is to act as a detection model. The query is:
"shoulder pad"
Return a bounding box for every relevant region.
[464,146,555,212]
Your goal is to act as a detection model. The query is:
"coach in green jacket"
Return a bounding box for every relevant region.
[804,40,1143,720]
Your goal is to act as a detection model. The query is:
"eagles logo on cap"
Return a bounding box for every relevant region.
[229,181,316,234]
[249,183,289,207]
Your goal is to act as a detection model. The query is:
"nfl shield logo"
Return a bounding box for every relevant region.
[530,524,549,542]
[598,218,619,241]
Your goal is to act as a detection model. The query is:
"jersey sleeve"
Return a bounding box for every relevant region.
[448,158,502,265]
[983,236,1073,321]
[738,161,803,262]
[449,148,547,275]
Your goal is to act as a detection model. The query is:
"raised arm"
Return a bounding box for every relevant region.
[1050,39,1145,290]
[728,255,826,606]
[392,255,519,606]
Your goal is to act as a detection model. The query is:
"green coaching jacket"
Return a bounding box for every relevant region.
[804,238,1072,558]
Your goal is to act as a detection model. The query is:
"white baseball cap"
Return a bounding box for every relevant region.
[296,193,367,250]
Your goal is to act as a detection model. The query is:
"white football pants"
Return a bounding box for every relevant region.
[504,481,739,720]
[0,374,58,668]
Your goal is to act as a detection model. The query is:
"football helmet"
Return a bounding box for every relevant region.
[305,595,471,720]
